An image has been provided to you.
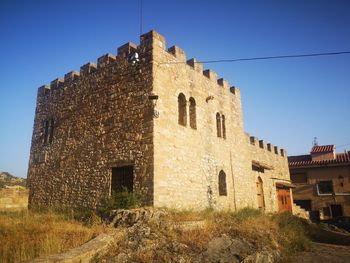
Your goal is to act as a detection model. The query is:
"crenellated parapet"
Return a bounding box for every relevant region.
[135,30,240,97]
[80,62,97,76]
[186,58,203,73]
[37,85,50,97]
[64,71,80,82]
[97,54,116,68]
[50,78,64,90]
[117,42,137,58]
[37,30,240,99]
[203,69,217,81]
[167,46,186,62]
[217,78,230,89]
[246,133,287,159]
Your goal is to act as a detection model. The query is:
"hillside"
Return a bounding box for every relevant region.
[0,171,26,188]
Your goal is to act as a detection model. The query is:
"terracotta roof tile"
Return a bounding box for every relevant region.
[288,151,350,167]
[311,145,334,153]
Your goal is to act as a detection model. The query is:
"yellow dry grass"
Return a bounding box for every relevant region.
[0,210,104,263]
[0,187,28,210]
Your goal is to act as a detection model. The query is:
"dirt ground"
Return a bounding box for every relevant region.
[290,242,350,263]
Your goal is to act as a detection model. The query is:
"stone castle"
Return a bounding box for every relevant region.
[28,30,293,212]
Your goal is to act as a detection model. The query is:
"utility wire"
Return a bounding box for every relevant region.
[140,0,143,36]
[161,51,350,64]
[336,142,350,149]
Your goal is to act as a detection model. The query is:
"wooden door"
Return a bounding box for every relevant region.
[277,188,292,212]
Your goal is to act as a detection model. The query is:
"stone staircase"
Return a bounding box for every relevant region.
[292,203,310,220]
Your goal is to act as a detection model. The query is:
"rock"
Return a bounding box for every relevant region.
[203,234,254,263]
[109,208,169,228]
[242,250,281,263]
[112,252,128,263]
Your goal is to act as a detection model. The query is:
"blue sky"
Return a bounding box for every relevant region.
[0,0,349,178]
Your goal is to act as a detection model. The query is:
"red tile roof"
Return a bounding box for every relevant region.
[311,145,334,153]
[288,151,350,167]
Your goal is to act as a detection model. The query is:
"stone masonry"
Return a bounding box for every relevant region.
[28,30,292,212]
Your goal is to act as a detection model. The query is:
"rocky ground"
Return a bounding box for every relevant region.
[95,208,293,262]
[94,208,350,263]
[20,208,350,263]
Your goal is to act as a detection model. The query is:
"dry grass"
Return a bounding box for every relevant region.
[0,210,105,263]
[176,225,215,252]
[0,187,28,210]
[99,208,312,262]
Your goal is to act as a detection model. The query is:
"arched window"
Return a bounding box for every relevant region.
[216,113,221,137]
[178,93,187,126]
[256,176,265,210]
[222,115,226,139]
[219,170,227,196]
[189,97,196,129]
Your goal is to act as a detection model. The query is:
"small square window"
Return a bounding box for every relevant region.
[317,181,333,194]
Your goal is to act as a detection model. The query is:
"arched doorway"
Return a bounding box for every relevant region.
[256,177,265,210]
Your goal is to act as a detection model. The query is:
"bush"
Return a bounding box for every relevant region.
[272,212,311,253]
[97,187,140,217]
[234,207,262,221]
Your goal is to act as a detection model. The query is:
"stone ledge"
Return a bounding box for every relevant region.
[25,232,121,263]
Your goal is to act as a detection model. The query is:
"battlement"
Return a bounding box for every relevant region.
[50,78,64,90]
[167,46,186,61]
[37,30,238,98]
[246,133,287,158]
[80,62,97,77]
[117,42,137,57]
[140,30,166,50]
[64,71,80,82]
[217,78,230,89]
[139,30,238,96]
[97,53,116,68]
[186,58,203,73]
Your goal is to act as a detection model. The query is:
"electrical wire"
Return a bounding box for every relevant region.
[336,142,350,149]
[161,51,350,64]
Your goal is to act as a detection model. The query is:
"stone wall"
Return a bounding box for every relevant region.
[246,135,291,212]
[150,31,290,211]
[28,35,156,209]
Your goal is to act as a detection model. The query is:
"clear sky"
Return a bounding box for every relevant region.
[0,0,349,178]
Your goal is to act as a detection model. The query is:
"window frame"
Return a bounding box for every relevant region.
[218,170,227,196]
[178,93,187,126]
[216,112,221,137]
[189,97,197,129]
[316,180,334,195]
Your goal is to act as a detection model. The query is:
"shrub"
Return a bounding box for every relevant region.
[97,187,141,217]
[272,212,311,253]
[234,207,262,221]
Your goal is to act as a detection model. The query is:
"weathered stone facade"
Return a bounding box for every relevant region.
[28,30,292,212]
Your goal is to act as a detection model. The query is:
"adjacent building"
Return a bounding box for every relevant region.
[28,30,292,212]
[289,145,350,219]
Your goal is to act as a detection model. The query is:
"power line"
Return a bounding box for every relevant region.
[161,51,350,64]
[336,142,350,149]
[140,0,143,36]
